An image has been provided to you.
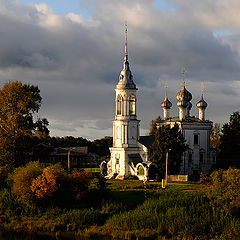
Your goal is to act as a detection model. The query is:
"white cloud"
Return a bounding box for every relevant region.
[66,13,84,24]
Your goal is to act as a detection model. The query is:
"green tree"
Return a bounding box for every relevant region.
[150,124,186,175]
[34,118,49,140]
[219,111,240,167]
[91,136,113,157]
[0,81,47,168]
[208,168,240,216]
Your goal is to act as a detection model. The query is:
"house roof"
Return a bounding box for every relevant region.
[138,135,155,148]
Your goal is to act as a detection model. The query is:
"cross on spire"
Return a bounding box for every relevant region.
[165,83,168,98]
[182,67,186,88]
[124,22,128,61]
[201,82,205,97]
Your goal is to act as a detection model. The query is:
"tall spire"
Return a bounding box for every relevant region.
[124,22,128,61]
[116,23,136,90]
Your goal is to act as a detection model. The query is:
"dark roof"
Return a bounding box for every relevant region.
[128,154,143,166]
[138,135,155,148]
[61,147,88,154]
[50,147,88,155]
[157,116,212,124]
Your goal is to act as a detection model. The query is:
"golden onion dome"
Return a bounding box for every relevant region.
[197,96,207,109]
[176,86,192,102]
[161,97,172,109]
[177,99,188,108]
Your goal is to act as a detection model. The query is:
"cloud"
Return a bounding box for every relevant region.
[0,0,239,139]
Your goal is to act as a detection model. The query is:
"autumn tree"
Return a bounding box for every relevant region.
[150,124,187,176]
[11,161,42,206]
[148,115,161,135]
[0,81,48,168]
[210,123,221,150]
[31,163,65,200]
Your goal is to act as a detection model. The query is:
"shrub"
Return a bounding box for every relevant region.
[0,188,22,216]
[71,170,93,192]
[11,162,42,206]
[31,163,66,199]
[209,168,240,216]
[199,173,211,184]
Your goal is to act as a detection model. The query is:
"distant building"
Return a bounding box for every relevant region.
[107,27,216,180]
[33,144,100,170]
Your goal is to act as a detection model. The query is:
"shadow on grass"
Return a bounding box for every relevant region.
[110,190,146,210]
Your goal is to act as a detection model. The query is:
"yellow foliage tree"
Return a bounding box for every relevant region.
[31,163,66,199]
[148,115,161,135]
[0,81,48,168]
[12,162,42,205]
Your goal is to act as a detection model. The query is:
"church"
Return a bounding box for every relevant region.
[106,27,216,180]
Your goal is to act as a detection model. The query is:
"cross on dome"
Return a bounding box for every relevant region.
[165,83,168,98]
[182,67,186,88]
[201,82,205,97]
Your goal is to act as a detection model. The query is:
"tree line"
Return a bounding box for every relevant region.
[0,80,239,174]
[0,81,112,171]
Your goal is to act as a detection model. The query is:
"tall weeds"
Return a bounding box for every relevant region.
[104,190,240,239]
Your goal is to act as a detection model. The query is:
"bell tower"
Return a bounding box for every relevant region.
[109,25,140,179]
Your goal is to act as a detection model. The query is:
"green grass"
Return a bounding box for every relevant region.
[81,168,100,173]
[107,179,199,192]
[110,191,146,210]
[103,190,240,239]
[1,179,239,239]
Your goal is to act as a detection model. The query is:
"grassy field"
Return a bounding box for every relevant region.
[0,178,239,239]
[80,168,100,173]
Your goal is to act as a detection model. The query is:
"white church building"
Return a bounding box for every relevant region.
[157,70,216,176]
[106,28,216,180]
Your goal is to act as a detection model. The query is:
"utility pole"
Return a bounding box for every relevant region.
[68,150,70,175]
[165,149,171,185]
[67,147,76,175]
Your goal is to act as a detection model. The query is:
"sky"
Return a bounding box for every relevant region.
[0,0,240,140]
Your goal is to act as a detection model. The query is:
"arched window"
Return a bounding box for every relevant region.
[137,165,144,175]
[129,95,136,115]
[199,149,205,164]
[117,95,123,115]
[116,126,120,139]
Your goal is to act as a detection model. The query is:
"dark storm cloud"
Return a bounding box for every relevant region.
[0,0,240,138]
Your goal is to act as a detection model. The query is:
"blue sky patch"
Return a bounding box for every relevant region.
[154,0,176,12]
[213,30,232,37]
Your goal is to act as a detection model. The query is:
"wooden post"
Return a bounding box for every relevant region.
[165,151,168,185]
